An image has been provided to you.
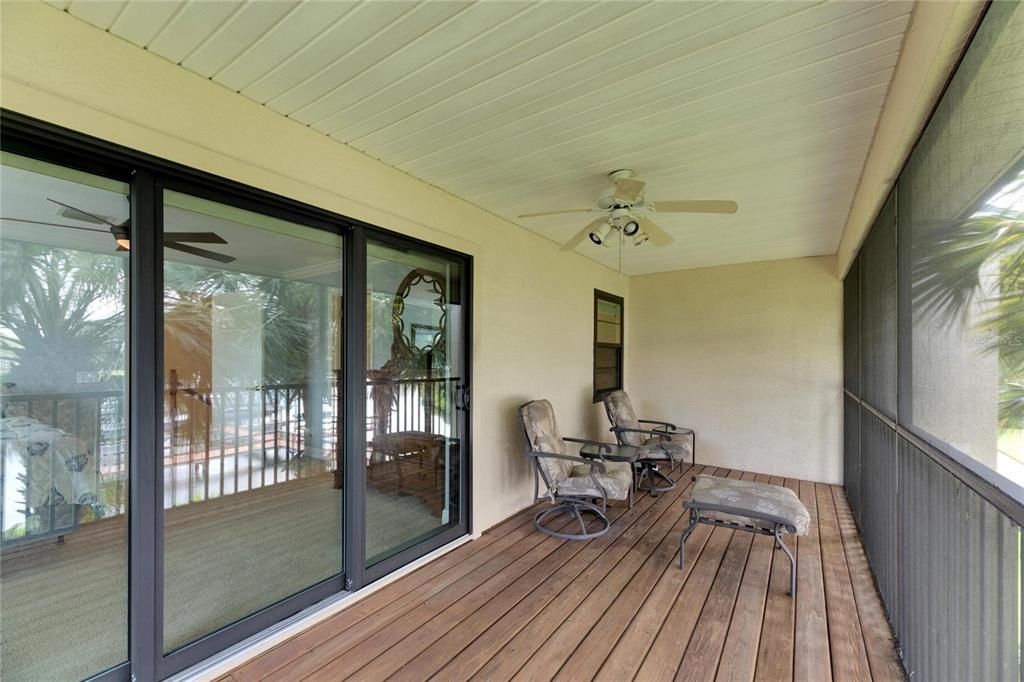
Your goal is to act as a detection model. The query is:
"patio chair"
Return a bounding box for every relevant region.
[602,390,695,494]
[520,399,633,540]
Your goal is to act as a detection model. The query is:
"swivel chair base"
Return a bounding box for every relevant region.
[636,461,676,497]
[534,500,610,540]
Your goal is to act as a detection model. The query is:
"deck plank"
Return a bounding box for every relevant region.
[753,475,796,681]
[222,468,902,682]
[266,508,584,680]
[816,482,872,682]
[713,471,773,682]
[593,523,715,681]
[795,480,831,682]
[372,465,699,681]
[831,485,903,681]
[232,505,539,679]
[635,526,733,681]
[249,511,557,680]
[676,528,754,681]
[422,465,706,682]
[472,466,712,681]
[552,468,719,681]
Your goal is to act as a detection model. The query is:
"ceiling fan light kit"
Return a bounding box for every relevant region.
[588,221,612,245]
[518,169,738,252]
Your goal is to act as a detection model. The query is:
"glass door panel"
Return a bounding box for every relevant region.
[161,191,343,652]
[365,240,466,566]
[0,153,130,680]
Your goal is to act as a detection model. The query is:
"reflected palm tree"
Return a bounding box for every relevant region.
[0,241,126,392]
[912,165,1024,430]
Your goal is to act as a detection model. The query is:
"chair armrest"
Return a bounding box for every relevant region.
[638,419,677,431]
[610,426,673,440]
[638,419,694,436]
[528,451,606,473]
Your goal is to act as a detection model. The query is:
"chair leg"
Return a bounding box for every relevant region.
[774,527,796,595]
[571,506,587,535]
[679,510,699,569]
[640,462,675,496]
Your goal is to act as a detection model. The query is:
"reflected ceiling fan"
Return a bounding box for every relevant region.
[0,198,236,263]
[518,169,738,251]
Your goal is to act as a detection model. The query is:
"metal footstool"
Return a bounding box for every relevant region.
[679,475,811,595]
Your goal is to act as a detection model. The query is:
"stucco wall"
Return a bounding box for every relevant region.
[0,1,627,533]
[627,256,844,483]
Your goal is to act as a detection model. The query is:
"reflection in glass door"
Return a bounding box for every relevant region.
[0,154,130,681]
[365,240,467,566]
[161,191,343,652]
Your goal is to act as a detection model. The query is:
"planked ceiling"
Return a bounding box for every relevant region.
[49,0,915,275]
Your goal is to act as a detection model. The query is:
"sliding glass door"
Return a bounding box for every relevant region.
[160,190,344,653]
[0,154,130,681]
[364,239,468,570]
[0,116,471,681]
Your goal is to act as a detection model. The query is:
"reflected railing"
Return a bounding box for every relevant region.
[1,376,462,543]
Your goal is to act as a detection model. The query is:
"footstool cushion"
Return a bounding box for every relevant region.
[685,474,810,535]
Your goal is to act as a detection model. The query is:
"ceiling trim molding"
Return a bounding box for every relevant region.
[834,0,986,278]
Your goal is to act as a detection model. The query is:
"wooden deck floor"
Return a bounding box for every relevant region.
[222,465,903,681]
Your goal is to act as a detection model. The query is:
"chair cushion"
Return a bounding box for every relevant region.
[557,460,632,500]
[638,435,692,461]
[602,390,645,447]
[520,399,572,483]
[687,475,810,536]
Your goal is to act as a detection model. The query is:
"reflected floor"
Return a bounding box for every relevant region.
[0,474,438,681]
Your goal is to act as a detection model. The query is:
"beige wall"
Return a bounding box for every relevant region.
[627,257,843,483]
[0,1,625,533]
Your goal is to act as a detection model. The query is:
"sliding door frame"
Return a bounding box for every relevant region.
[150,173,350,677]
[361,229,473,585]
[0,110,473,681]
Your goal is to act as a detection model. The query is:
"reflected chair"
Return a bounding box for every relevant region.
[602,390,695,495]
[520,399,633,540]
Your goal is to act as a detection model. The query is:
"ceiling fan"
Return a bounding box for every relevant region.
[0,198,236,263]
[518,169,738,251]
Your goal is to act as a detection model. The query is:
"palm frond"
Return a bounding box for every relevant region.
[1000,382,1024,430]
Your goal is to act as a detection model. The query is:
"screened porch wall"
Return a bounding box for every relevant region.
[842,2,1024,678]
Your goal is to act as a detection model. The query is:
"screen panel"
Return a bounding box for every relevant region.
[902,0,1024,483]
[861,191,897,417]
[844,256,861,394]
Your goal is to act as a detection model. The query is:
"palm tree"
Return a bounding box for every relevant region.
[912,165,1024,431]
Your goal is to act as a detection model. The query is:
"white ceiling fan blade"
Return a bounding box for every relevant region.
[613,177,646,204]
[518,208,593,218]
[560,218,605,251]
[636,217,673,247]
[653,200,738,214]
